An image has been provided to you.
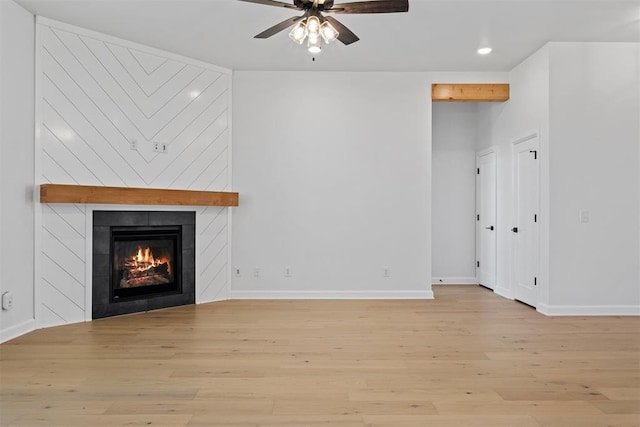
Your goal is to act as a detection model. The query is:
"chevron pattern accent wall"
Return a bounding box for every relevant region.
[36,18,232,328]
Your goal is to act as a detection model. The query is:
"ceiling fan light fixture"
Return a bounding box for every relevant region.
[240,0,410,52]
[306,15,321,34]
[289,21,308,44]
[307,34,322,53]
[320,21,339,43]
[309,45,322,53]
[307,30,320,45]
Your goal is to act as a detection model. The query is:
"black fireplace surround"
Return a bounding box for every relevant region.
[93,211,195,319]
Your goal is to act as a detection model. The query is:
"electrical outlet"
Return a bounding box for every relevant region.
[253,267,261,277]
[153,143,168,154]
[129,138,137,150]
[284,266,292,277]
[234,267,241,277]
[383,266,390,278]
[2,292,13,310]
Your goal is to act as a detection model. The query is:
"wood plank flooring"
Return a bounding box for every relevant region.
[1,286,639,426]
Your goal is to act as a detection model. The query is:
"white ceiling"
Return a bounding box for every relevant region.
[15,0,640,72]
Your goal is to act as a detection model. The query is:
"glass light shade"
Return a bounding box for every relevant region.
[289,21,307,44]
[320,21,339,43]
[306,16,320,34]
[307,31,320,44]
[307,36,322,54]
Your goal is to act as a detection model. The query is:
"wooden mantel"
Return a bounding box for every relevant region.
[432,83,510,102]
[40,184,239,207]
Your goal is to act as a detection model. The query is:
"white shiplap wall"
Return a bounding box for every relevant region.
[36,18,232,328]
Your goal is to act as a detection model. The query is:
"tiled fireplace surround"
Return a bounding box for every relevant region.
[92,210,196,319]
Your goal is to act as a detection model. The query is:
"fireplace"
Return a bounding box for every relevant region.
[93,211,195,319]
[111,227,179,300]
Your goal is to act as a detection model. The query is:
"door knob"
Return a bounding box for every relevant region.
[485,226,494,230]
[511,227,518,233]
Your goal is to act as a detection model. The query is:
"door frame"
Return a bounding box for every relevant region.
[475,147,498,290]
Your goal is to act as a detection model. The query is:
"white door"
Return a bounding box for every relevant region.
[476,150,497,289]
[512,135,540,307]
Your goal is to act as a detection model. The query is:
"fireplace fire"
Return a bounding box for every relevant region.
[116,244,173,288]
[111,228,180,300]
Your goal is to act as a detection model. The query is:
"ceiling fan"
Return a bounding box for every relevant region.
[238,0,409,52]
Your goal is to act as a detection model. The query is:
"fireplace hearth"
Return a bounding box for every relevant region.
[93,211,195,319]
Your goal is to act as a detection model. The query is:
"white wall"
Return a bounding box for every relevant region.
[33,18,233,329]
[231,71,506,298]
[477,42,640,314]
[0,0,36,342]
[432,103,477,283]
[546,42,640,312]
[232,72,432,298]
[476,45,550,301]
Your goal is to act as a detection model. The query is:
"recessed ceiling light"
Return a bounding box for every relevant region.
[477,47,492,55]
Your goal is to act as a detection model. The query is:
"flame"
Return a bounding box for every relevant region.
[125,245,171,276]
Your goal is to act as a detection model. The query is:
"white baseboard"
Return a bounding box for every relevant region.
[432,277,478,285]
[231,290,435,300]
[494,286,513,300]
[0,318,36,344]
[537,303,640,316]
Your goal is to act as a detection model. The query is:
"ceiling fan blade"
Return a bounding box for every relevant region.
[254,15,304,38]
[328,0,408,14]
[324,15,359,45]
[237,0,300,11]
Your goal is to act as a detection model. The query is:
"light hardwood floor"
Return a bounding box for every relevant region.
[1,286,639,426]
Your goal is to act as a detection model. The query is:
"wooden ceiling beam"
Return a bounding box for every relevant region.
[432,83,510,102]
